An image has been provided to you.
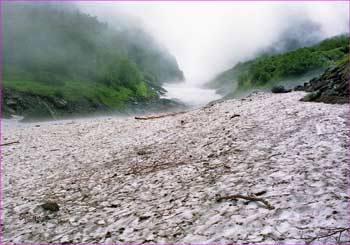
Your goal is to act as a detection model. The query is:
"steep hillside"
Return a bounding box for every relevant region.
[2,3,184,120]
[206,35,349,97]
[261,20,323,55]
[118,29,184,85]
[299,55,349,104]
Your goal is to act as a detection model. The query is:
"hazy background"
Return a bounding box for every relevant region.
[78,1,349,85]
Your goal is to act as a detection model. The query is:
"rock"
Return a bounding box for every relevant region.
[207,153,215,158]
[271,86,291,93]
[53,98,68,109]
[139,215,151,221]
[41,202,60,212]
[6,99,17,106]
[293,85,305,91]
[300,58,349,104]
[137,150,152,155]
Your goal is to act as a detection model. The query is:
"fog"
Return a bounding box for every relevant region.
[78,1,349,85]
[162,83,221,107]
[4,2,348,109]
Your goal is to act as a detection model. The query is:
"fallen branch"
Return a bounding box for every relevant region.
[126,158,204,176]
[268,153,282,159]
[254,190,267,196]
[216,194,275,210]
[270,227,350,244]
[304,227,350,244]
[230,114,240,119]
[1,141,20,147]
[135,111,186,120]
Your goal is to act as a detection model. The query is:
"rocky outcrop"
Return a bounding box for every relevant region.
[1,88,105,121]
[296,58,349,104]
[2,88,186,121]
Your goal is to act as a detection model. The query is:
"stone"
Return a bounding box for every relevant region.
[293,85,304,91]
[271,86,291,93]
[41,202,60,212]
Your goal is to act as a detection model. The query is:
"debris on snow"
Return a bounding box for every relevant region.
[2,92,349,244]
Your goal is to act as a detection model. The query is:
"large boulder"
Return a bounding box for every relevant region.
[271,85,292,93]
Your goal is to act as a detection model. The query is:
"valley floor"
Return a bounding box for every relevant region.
[1,92,349,244]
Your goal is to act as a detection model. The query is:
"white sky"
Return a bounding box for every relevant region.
[78,2,349,84]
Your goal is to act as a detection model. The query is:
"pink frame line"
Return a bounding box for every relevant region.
[0,1,349,245]
[0,0,349,2]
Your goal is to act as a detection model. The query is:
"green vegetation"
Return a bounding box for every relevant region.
[207,35,349,95]
[2,2,183,117]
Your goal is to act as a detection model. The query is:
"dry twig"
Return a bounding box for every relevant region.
[216,194,275,210]
[1,141,20,147]
[230,114,240,119]
[304,227,350,244]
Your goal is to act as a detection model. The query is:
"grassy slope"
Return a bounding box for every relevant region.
[2,3,183,114]
[206,35,349,96]
[3,80,134,108]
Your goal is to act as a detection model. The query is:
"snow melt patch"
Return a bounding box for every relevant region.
[162,82,221,107]
[1,92,349,244]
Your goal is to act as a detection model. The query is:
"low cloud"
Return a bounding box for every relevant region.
[78,2,349,84]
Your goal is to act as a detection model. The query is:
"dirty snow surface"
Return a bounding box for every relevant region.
[2,92,349,244]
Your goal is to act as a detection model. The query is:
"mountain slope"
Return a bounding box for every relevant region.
[206,35,349,96]
[299,54,349,104]
[2,3,184,119]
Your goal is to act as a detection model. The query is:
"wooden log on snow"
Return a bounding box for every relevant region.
[134,111,186,120]
[1,141,20,147]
